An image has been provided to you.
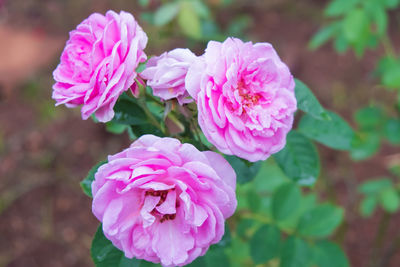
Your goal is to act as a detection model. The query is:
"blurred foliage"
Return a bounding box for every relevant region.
[139,0,252,42]
[310,0,398,57]
[350,105,400,161]
[358,175,400,216]
[310,0,400,102]
[311,2,400,265]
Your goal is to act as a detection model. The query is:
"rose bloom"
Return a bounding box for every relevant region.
[186,37,297,162]
[52,10,147,122]
[141,48,196,105]
[91,135,237,266]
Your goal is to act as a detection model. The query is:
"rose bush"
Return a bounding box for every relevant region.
[51,8,354,267]
[91,135,237,266]
[52,10,148,122]
[186,38,297,162]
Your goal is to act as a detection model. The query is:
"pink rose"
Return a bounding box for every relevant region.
[91,135,237,266]
[186,38,297,162]
[52,10,148,122]
[141,48,196,104]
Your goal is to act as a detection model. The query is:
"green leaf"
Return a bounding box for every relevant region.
[324,0,359,17]
[384,119,400,144]
[112,95,148,126]
[201,20,221,40]
[343,8,370,43]
[277,193,317,232]
[271,183,302,222]
[247,190,262,213]
[297,204,344,238]
[358,178,393,195]
[360,195,377,217]
[186,256,206,267]
[191,0,211,19]
[138,0,150,7]
[139,261,159,267]
[226,16,252,39]
[309,23,340,50]
[354,106,384,130]
[216,223,232,248]
[178,1,202,39]
[225,156,262,184]
[280,237,312,267]
[80,160,107,197]
[274,131,320,185]
[350,132,380,161]
[250,225,281,264]
[106,121,128,134]
[389,164,400,178]
[379,188,400,213]
[140,12,154,24]
[91,225,141,267]
[224,237,251,266]
[136,62,147,73]
[372,7,388,36]
[252,159,288,193]
[312,241,349,267]
[236,219,255,239]
[130,124,164,137]
[376,56,398,76]
[204,245,230,267]
[384,0,400,8]
[333,31,349,53]
[294,79,329,120]
[153,2,180,26]
[91,114,100,123]
[298,111,355,150]
[397,93,400,111]
[382,64,400,89]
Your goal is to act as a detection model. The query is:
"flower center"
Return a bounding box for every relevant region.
[145,189,179,223]
[237,81,260,108]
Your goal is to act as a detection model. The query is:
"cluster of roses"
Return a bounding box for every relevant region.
[53,10,296,267]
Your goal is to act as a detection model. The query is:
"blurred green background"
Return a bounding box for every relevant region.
[1,0,400,266]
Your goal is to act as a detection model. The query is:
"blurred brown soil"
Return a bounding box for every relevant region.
[0,25,64,97]
[1,0,400,266]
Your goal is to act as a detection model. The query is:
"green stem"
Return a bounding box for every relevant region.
[381,34,396,58]
[190,118,202,141]
[239,212,272,224]
[190,116,215,151]
[139,98,163,130]
[135,80,164,133]
[145,90,164,106]
[370,212,391,267]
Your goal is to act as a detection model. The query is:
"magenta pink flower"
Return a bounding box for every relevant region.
[186,38,297,162]
[52,10,148,122]
[91,135,237,266]
[141,48,196,105]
